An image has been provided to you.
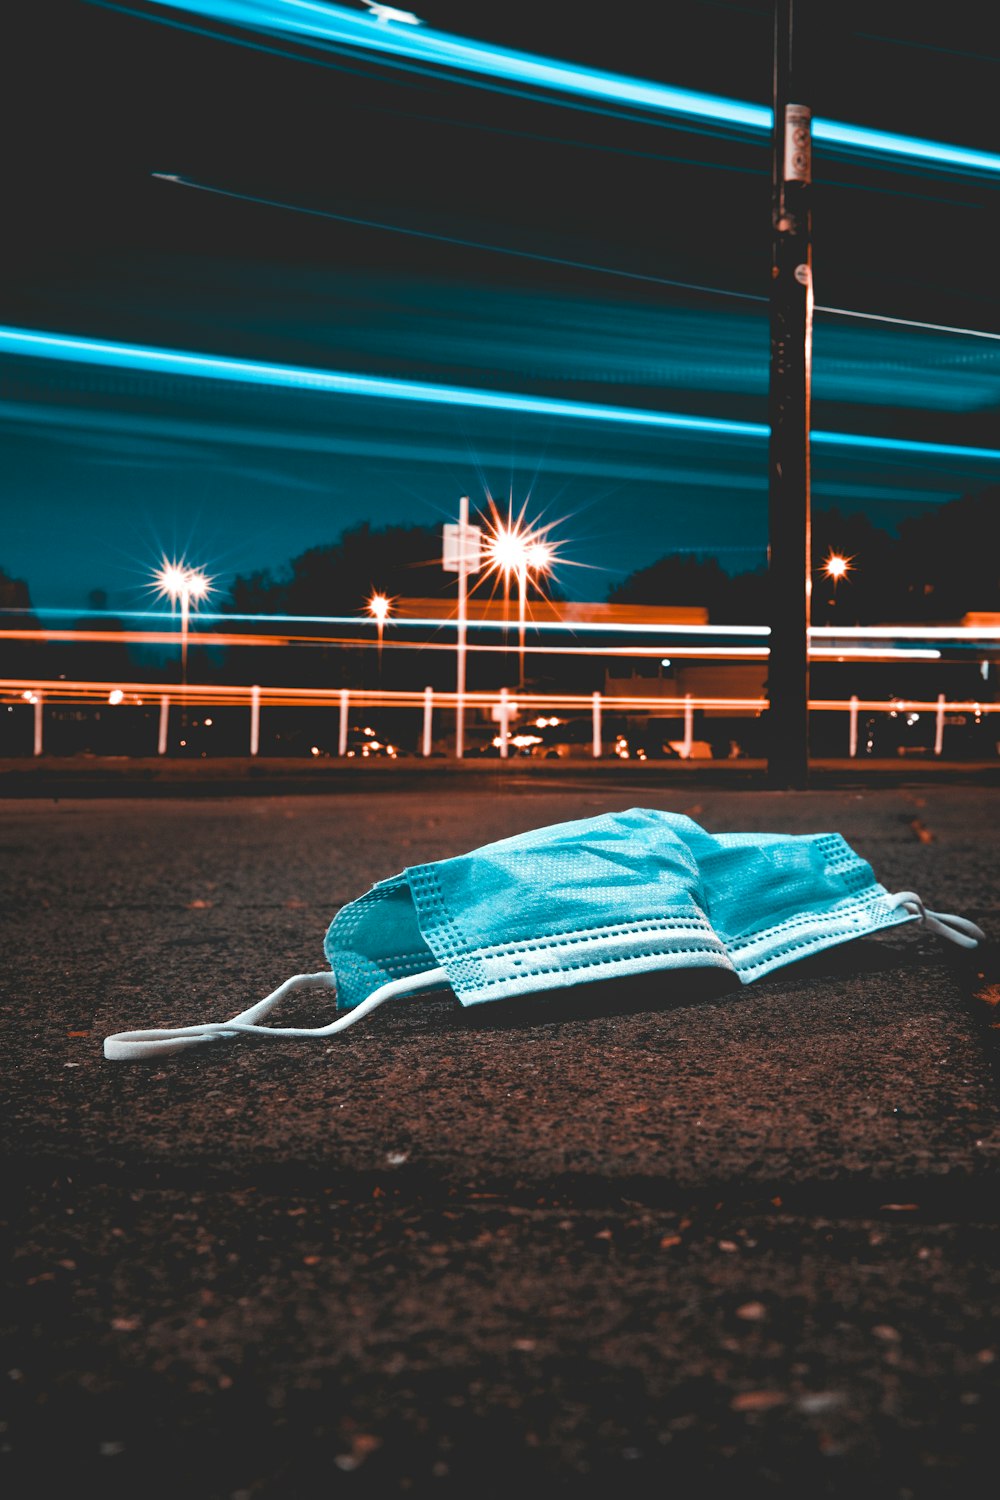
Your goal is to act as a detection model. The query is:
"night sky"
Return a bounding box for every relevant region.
[2,0,998,609]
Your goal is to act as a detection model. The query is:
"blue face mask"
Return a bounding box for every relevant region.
[104,808,983,1060]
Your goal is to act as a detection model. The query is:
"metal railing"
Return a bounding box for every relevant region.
[2,679,997,760]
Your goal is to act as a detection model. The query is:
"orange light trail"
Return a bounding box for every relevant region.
[0,629,946,661]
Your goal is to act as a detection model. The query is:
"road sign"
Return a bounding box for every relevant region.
[442,522,483,573]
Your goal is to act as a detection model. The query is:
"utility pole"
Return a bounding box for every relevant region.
[442,498,481,759]
[767,0,812,787]
[456,494,469,760]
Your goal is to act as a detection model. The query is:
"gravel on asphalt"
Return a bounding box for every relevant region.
[2,786,998,1498]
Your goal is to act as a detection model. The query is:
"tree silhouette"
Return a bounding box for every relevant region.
[0,566,44,679]
[607,550,768,622]
[607,553,733,613]
[895,489,999,621]
[0,565,34,622]
[227,522,451,618]
[809,507,897,624]
[64,588,135,682]
[606,496,999,625]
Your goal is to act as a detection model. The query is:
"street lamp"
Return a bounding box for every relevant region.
[366,591,392,668]
[823,551,853,584]
[442,498,483,759]
[767,0,813,789]
[820,550,855,624]
[485,518,555,688]
[154,560,211,684]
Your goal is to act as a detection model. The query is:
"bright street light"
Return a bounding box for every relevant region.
[818,550,856,628]
[367,592,391,625]
[822,551,853,584]
[484,513,557,688]
[487,525,529,576]
[366,591,392,665]
[154,559,212,683]
[526,539,553,571]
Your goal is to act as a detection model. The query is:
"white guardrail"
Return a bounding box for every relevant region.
[2,680,997,759]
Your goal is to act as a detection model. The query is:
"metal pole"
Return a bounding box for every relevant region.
[33,692,43,756]
[682,695,694,759]
[498,686,510,758]
[934,693,945,757]
[591,691,602,758]
[848,694,859,758]
[338,688,349,757]
[422,686,433,757]
[250,685,260,757]
[180,589,190,686]
[767,0,812,788]
[158,694,170,755]
[849,695,859,758]
[456,495,469,760]
[517,564,527,691]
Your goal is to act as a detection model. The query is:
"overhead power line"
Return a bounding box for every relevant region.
[154,172,1000,343]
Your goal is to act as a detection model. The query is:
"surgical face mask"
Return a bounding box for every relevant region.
[104,808,983,1061]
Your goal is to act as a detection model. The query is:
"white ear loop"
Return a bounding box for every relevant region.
[890,892,985,950]
[103,966,449,1061]
[103,888,984,1060]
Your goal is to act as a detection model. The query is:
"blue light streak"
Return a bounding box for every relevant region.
[144,1,1000,178]
[813,430,1000,462]
[3,325,1000,466]
[811,119,1000,177]
[0,325,766,439]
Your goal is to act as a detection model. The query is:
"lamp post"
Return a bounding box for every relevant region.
[820,551,854,624]
[442,498,483,758]
[521,536,553,688]
[367,592,391,670]
[767,0,813,787]
[154,560,211,686]
[486,522,554,689]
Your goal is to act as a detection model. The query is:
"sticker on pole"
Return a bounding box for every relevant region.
[442,523,483,573]
[783,103,812,184]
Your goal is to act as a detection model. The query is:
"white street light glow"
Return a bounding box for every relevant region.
[153,559,213,686]
[154,560,213,604]
[486,527,529,576]
[823,552,853,582]
[367,591,393,666]
[480,505,561,688]
[527,539,554,571]
[485,529,554,578]
[155,563,189,597]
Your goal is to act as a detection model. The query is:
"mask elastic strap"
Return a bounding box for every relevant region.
[102,966,450,1061]
[890,891,985,950]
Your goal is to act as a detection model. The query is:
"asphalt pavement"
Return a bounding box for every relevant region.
[2,782,999,1498]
